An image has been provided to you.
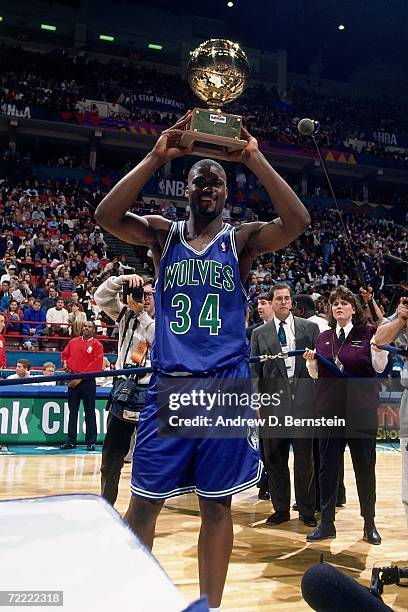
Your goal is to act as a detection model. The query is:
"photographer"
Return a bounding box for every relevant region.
[374,292,408,525]
[94,273,155,506]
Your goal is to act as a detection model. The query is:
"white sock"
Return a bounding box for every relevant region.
[209,608,221,612]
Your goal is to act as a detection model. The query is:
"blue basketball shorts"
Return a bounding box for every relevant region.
[130,360,263,500]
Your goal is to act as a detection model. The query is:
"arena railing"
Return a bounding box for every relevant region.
[3,320,119,351]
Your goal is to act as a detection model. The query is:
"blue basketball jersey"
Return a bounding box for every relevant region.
[151,220,249,373]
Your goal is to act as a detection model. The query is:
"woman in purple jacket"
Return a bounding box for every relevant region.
[303,286,388,544]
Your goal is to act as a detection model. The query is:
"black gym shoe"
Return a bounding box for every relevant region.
[60,442,76,450]
[86,444,96,451]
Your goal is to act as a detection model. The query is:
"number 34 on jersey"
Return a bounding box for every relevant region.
[170,293,221,336]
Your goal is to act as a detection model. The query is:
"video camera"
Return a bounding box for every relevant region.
[301,560,407,611]
[370,564,408,597]
[382,255,408,313]
[383,255,408,289]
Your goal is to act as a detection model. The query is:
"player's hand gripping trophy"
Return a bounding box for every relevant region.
[179,38,251,159]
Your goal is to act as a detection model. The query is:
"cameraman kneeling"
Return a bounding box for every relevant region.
[95,273,155,506]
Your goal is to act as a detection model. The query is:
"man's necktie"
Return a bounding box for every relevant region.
[338,327,346,343]
[278,320,287,346]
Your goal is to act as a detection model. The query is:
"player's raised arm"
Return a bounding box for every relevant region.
[230,127,311,256]
[95,112,193,246]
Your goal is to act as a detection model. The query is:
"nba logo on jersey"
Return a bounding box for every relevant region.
[221,241,227,253]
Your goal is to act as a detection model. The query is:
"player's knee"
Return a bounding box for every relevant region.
[199,496,232,526]
[127,495,164,525]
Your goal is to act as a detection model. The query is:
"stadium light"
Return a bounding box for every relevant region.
[99,34,115,42]
[338,24,345,30]
[227,1,234,7]
[0,17,3,22]
[148,43,163,50]
[41,24,56,31]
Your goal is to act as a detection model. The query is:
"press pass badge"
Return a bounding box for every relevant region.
[334,356,344,372]
[131,340,148,365]
[281,344,293,374]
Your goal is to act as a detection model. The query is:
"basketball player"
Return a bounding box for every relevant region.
[95,111,310,610]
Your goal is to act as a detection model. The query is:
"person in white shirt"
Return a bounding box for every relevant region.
[294,294,330,333]
[94,273,155,506]
[96,357,114,387]
[0,264,18,285]
[7,359,32,379]
[46,299,70,336]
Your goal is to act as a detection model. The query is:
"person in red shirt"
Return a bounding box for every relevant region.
[60,320,104,451]
[0,313,6,370]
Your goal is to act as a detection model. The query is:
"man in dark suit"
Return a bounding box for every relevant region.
[246,292,274,500]
[246,292,274,340]
[251,283,319,527]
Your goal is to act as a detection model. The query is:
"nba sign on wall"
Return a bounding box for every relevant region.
[158,178,187,198]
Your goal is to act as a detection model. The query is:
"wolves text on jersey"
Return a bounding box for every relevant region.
[163,259,236,292]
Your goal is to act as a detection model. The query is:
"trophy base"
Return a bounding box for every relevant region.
[179,130,247,160]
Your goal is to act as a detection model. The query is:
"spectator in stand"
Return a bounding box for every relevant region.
[78,281,96,319]
[57,270,76,293]
[60,321,104,451]
[236,167,247,190]
[46,298,70,337]
[12,280,32,303]
[294,277,310,294]
[22,298,46,350]
[259,271,271,288]
[70,291,80,305]
[0,280,12,312]
[7,359,31,379]
[222,204,231,223]
[0,313,6,370]
[69,254,86,277]
[5,299,22,334]
[34,362,57,386]
[68,302,87,336]
[0,263,18,284]
[42,287,59,312]
[85,253,100,274]
[96,357,114,387]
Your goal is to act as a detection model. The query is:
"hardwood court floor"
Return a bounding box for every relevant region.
[1,450,407,611]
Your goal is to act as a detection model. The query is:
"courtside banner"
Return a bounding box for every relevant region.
[0,386,401,443]
[0,395,108,444]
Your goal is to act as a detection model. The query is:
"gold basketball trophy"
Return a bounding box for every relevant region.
[179,39,250,159]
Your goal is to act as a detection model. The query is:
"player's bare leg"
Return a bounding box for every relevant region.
[198,496,233,608]
[124,495,164,550]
